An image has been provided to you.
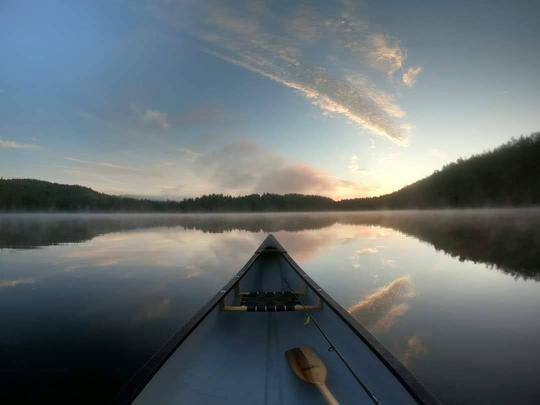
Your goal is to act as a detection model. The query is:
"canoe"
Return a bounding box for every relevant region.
[117,234,438,404]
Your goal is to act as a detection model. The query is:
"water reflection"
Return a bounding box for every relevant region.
[2,209,540,279]
[0,277,36,288]
[348,275,416,334]
[0,227,260,404]
[1,211,540,404]
[398,336,429,367]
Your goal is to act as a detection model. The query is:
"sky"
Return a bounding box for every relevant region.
[1,0,539,200]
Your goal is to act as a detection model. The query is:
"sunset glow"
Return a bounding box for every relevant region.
[1,1,539,200]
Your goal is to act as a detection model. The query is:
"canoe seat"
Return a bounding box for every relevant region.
[240,291,300,312]
[222,291,322,312]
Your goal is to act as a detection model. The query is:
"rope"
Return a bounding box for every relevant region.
[279,263,381,405]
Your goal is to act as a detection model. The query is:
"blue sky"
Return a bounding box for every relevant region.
[1,0,539,199]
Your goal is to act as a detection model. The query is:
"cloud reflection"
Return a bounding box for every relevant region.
[0,277,36,288]
[140,298,172,321]
[3,209,540,280]
[397,335,429,367]
[348,275,416,334]
[354,247,379,257]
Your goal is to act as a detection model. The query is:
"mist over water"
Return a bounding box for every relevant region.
[1,209,540,404]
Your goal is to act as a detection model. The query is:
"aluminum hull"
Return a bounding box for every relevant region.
[117,235,437,404]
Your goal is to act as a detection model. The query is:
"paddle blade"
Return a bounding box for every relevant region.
[286,346,328,385]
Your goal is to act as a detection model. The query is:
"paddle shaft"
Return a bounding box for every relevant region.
[316,383,340,405]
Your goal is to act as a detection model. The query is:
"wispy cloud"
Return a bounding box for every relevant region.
[0,138,38,149]
[402,66,423,87]
[64,157,160,179]
[348,155,366,174]
[176,147,200,161]
[131,104,170,129]
[346,34,406,78]
[150,0,421,144]
[142,109,170,129]
[205,45,410,144]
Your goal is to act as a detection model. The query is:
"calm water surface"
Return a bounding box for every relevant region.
[1,210,540,404]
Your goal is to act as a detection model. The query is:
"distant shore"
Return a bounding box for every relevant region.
[1,133,539,212]
[2,207,540,215]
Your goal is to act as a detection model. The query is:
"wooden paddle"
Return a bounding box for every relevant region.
[286,346,340,405]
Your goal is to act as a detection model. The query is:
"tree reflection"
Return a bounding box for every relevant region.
[1,209,539,279]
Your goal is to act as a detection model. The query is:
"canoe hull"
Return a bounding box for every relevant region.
[116,235,438,405]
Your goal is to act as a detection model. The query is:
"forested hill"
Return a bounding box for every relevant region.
[1,132,539,212]
[0,179,336,212]
[338,132,540,209]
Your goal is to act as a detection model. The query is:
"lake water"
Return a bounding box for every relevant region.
[1,210,540,404]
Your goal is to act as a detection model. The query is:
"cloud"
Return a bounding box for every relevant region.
[348,155,366,174]
[150,1,418,144]
[345,75,405,118]
[286,7,323,43]
[197,141,282,191]
[64,157,160,179]
[206,48,410,144]
[346,35,423,88]
[363,34,406,77]
[259,163,313,191]
[131,104,170,129]
[348,275,416,334]
[402,66,423,87]
[176,147,200,161]
[196,140,367,199]
[63,140,370,200]
[256,164,346,195]
[0,139,38,149]
[142,109,170,129]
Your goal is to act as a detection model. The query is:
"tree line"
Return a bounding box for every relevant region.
[1,132,539,212]
[0,180,337,212]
